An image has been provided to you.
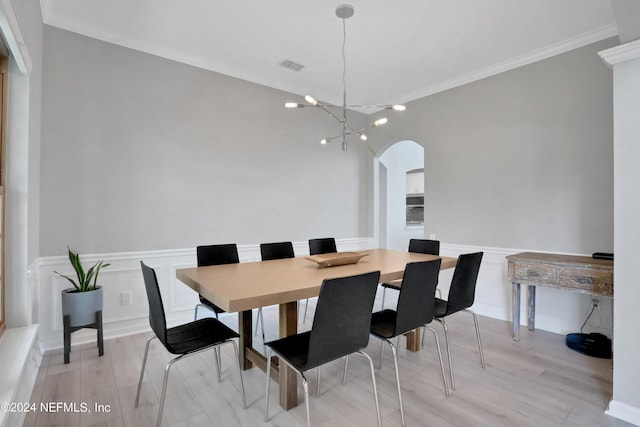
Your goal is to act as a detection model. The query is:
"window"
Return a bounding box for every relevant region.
[0,55,6,336]
[406,169,424,226]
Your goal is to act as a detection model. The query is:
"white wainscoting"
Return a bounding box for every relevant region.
[34,238,375,352]
[33,238,612,352]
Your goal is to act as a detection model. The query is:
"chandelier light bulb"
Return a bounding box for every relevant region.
[392,104,406,111]
[360,134,368,141]
[320,138,328,145]
[305,95,319,106]
[373,117,388,127]
[285,102,299,108]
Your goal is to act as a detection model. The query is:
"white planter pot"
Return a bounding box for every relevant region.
[61,286,104,327]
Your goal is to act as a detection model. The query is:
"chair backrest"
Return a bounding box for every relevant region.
[197,243,239,267]
[307,271,381,369]
[444,252,484,315]
[260,241,295,261]
[408,238,440,255]
[394,259,442,335]
[308,238,337,255]
[140,261,167,345]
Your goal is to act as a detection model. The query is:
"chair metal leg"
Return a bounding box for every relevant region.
[303,298,310,323]
[157,355,183,427]
[264,349,272,422]
[135,336,157,407]
[229,339,247,409]
[316,366,321,396]
[381,286,387,310]
[342,355,349,384]
[388,340,406,427]
[356,351,382,427]
[213,347,222,383]
[379,338,385,368]
[301,372,311,427]
[437,318,455,390]
[465,309,486,369]
[425,326,450,396]
[255,308,261,336]
[255,308,265,342]
[195,304,219,321]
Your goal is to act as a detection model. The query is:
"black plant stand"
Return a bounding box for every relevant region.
[63,310,104,364]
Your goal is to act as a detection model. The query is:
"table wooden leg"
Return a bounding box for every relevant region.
[279,301,298,410]
[405,328,421,352]
[238,310,253,370]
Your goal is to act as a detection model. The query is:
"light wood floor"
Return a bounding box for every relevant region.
[26,293,629,427]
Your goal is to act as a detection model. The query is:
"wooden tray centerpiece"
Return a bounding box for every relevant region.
[305,251,369,268]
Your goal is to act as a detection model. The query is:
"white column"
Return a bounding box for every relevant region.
[599,39,640,426]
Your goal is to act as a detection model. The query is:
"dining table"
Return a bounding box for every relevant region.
[176,248,457,410]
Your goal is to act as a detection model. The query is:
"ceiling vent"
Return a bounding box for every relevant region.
[279,59,305,71]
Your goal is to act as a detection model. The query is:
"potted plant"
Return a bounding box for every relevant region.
[55,247,110,327]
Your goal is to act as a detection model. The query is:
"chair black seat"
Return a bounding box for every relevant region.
[265,331,312,370]
[434,298,448,317]
[380,281,401,290]
[165,318,239,355]
[370,309,398,339]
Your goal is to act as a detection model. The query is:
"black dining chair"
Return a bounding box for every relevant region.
[308,237,337,256]
[194,243,240,320]
[431,251,485,390]
[194,244,256,382]
[380,238,440,309]
[305,238,338,322]
[367,260,448,426]
[258,241,296,340]
[264,271,382,427]
[137,262,246,427]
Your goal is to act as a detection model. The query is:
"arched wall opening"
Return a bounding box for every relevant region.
[374,140,424,250]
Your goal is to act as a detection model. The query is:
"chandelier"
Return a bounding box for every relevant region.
[284,4,406,151]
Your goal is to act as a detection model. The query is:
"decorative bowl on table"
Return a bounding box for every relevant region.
[305,252,369,268]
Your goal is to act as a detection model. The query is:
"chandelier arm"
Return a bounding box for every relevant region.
[317,104,344,123]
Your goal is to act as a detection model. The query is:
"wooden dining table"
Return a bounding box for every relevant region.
[176,248,456,410]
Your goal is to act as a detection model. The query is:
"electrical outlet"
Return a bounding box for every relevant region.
[591,298,600,308]
[121,291,133,306]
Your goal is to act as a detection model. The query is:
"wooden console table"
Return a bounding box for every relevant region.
[506,252,613,341]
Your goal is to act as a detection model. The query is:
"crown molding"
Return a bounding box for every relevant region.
[397,24,619,103]
[42,12,618,105]
[598,38,640,67]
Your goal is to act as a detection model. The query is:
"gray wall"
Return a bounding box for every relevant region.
[371,38,616,254]
[41,27,373,256]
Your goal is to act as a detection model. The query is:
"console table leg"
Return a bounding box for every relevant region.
[527,286,536,332]
[512,282,521,341]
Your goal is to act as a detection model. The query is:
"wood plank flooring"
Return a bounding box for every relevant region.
[26,292,630,427]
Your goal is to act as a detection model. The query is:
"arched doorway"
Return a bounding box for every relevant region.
[374,140,424,250]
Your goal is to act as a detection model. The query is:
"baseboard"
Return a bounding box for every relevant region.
[0,325,41,427]
[606,399,640,426]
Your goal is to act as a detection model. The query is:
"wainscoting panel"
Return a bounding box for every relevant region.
[34,238,611,352]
